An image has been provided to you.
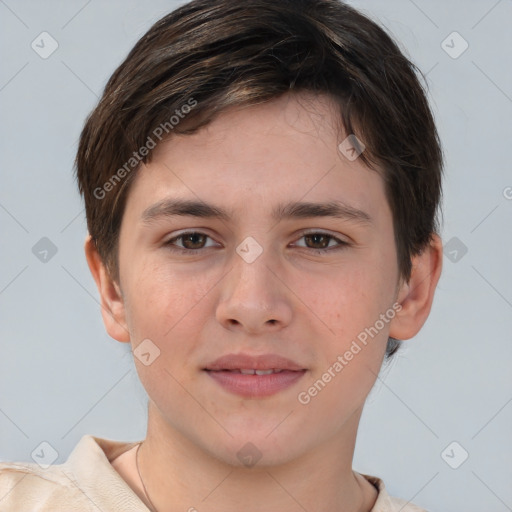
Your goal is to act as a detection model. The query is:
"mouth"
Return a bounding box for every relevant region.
[212,368,286,375]
[204,353,307,398]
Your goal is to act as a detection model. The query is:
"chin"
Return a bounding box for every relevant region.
[206,428,313,469]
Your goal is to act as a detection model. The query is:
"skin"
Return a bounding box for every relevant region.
[86,91,442,512]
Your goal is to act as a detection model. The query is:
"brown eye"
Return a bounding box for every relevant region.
[293,231,349,254]
[180,233,207,249]
[165,232,215,252]
[303,233,331,249]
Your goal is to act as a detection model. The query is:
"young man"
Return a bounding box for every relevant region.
[0,0,443,510]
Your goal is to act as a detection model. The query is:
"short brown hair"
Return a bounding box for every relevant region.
[75,0,443,359]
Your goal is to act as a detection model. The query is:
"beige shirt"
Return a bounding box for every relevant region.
[0,435,426,511]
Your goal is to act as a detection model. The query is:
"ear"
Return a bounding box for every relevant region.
[389,234,443,340]
[84,234,130,343]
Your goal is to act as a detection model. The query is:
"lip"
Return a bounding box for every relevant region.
[204,353,307,398]
[205,353,305,372]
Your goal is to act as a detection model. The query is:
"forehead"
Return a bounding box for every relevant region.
[123,92,389,223]
[153,91,342,162]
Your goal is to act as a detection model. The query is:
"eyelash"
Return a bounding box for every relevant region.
[163,231,350,255]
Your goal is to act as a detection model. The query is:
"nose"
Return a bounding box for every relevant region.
[215,245,293,334]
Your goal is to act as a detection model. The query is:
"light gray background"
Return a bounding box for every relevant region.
[0,1,511,511]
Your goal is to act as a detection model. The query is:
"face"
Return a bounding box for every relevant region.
[113,92,403,466]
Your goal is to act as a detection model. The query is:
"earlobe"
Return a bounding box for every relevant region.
[84,235,131,343]
[389,234,443,341]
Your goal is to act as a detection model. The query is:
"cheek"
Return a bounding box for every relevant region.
[122,263,214,405]
[295,269,392,418]
[300,258,395,338]
[124,255,217,337]
[294,257,395,388]
[301,264,397,413]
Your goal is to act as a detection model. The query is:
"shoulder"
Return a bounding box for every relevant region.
[384,495,428,512]
[0,435,145,512]
[0,461,93,511]
[360,473,428,512]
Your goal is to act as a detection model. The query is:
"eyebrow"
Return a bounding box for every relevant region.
[141,198,372,225]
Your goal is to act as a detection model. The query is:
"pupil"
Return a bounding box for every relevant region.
[308,234,327,248]
[185,233,204,248]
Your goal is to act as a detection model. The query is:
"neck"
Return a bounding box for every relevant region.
[135,403,376,512]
